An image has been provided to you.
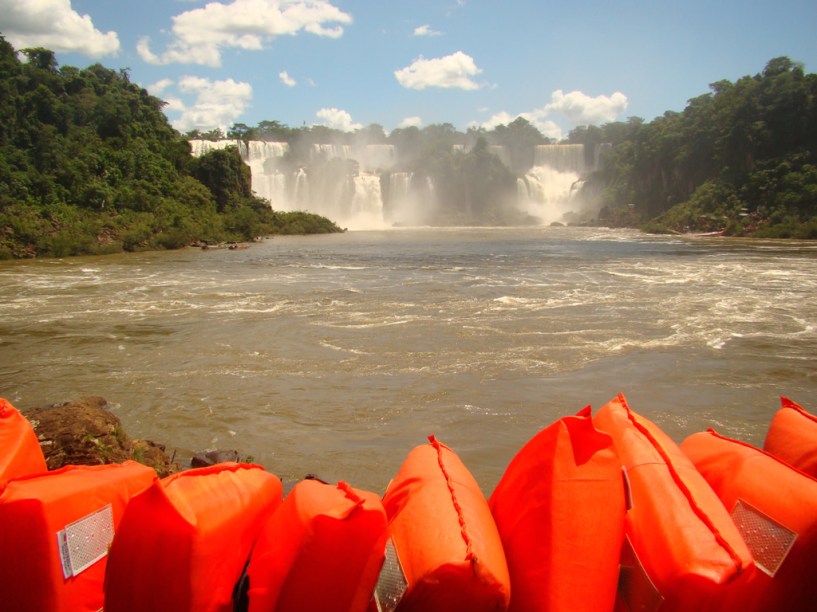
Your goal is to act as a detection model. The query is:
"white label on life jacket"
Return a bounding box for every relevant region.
[56,504,115,579]
[731,498,797,577]
[373,537,408,612]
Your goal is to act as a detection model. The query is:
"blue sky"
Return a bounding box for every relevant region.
[2,0,816,140]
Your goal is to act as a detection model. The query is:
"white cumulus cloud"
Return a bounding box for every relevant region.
[0,0,120,57]
[476,90,629,140]
[149,76,253,133]
[543,90,628,125]
[279,71,296,87]
[399,116,423,128]
[315,108,362,132]
[394,51,483,90]
[138,0,352,67]
[413,25,441,37]
[147,78,174,95]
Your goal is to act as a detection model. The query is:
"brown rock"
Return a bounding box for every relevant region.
[23,396,179,477]
[191,449,240,468]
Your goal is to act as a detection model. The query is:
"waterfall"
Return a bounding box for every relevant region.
[244,142,288,201]
[292,168,310,209]
[246,141,289,164]
[187,138,604,229]
[533,144,588,174]
[518,165,584,225]
[517,177,529,202]
[252,172,288,210]
[389,172,412,200]
[189,139,245,157]
[190,139,387,228]
[190,139,290,208]
[311,144,352,160]
[516,143,601,224]
[383,172,436,226]
[385,172,412,225]
[351,173,387,229]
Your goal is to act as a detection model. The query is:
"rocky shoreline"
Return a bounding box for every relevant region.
[20,396,244,478]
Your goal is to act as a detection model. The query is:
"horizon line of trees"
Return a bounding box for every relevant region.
[188,115,561,177]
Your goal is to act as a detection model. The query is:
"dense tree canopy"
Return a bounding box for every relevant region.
[575,57,817,237]
[0,36,341,258]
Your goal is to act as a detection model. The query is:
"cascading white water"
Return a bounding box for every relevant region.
[189,139,289,208]
[246,141,288,165]
[534,144,588,174]
[292,168,309,209]
[311,144,352,160]
[190,140,385,228]
[385,172,413,225]
[384,172,437,226]
[351,173,387,229]
[253,172,288,210]
[520,144,594,224]
[189,139,246,158]
[389,172,412,201]
[188,139,604,229]
[244,142,288,202]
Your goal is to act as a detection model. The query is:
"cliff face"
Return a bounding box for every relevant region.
[23,397,179,477]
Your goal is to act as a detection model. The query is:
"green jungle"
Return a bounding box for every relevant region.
[1,32,816,258]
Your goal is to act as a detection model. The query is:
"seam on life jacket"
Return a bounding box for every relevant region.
[706,427,817,485]
[781,397,817,423]
[427,435,474,563]
[619,399,746,573]
[337,480,365,508]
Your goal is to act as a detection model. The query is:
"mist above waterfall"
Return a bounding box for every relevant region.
[188,125,609,230]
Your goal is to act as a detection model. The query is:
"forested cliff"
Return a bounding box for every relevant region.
[0,36,341,259]
[575,57,817,237]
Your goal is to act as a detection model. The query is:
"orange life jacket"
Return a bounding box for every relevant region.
[489,406,625,612]
[763,396,817,478]
[245,478,388,612]
[594,394,753,611]
[681,428,817,611]
[0,397,47,485]
[104,462,282,612]
[380,435,510,612]
[0,460,156,612]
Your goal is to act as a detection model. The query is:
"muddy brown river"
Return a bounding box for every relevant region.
[2,227,815,494]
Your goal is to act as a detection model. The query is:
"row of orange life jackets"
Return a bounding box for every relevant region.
[1,394,816,611]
